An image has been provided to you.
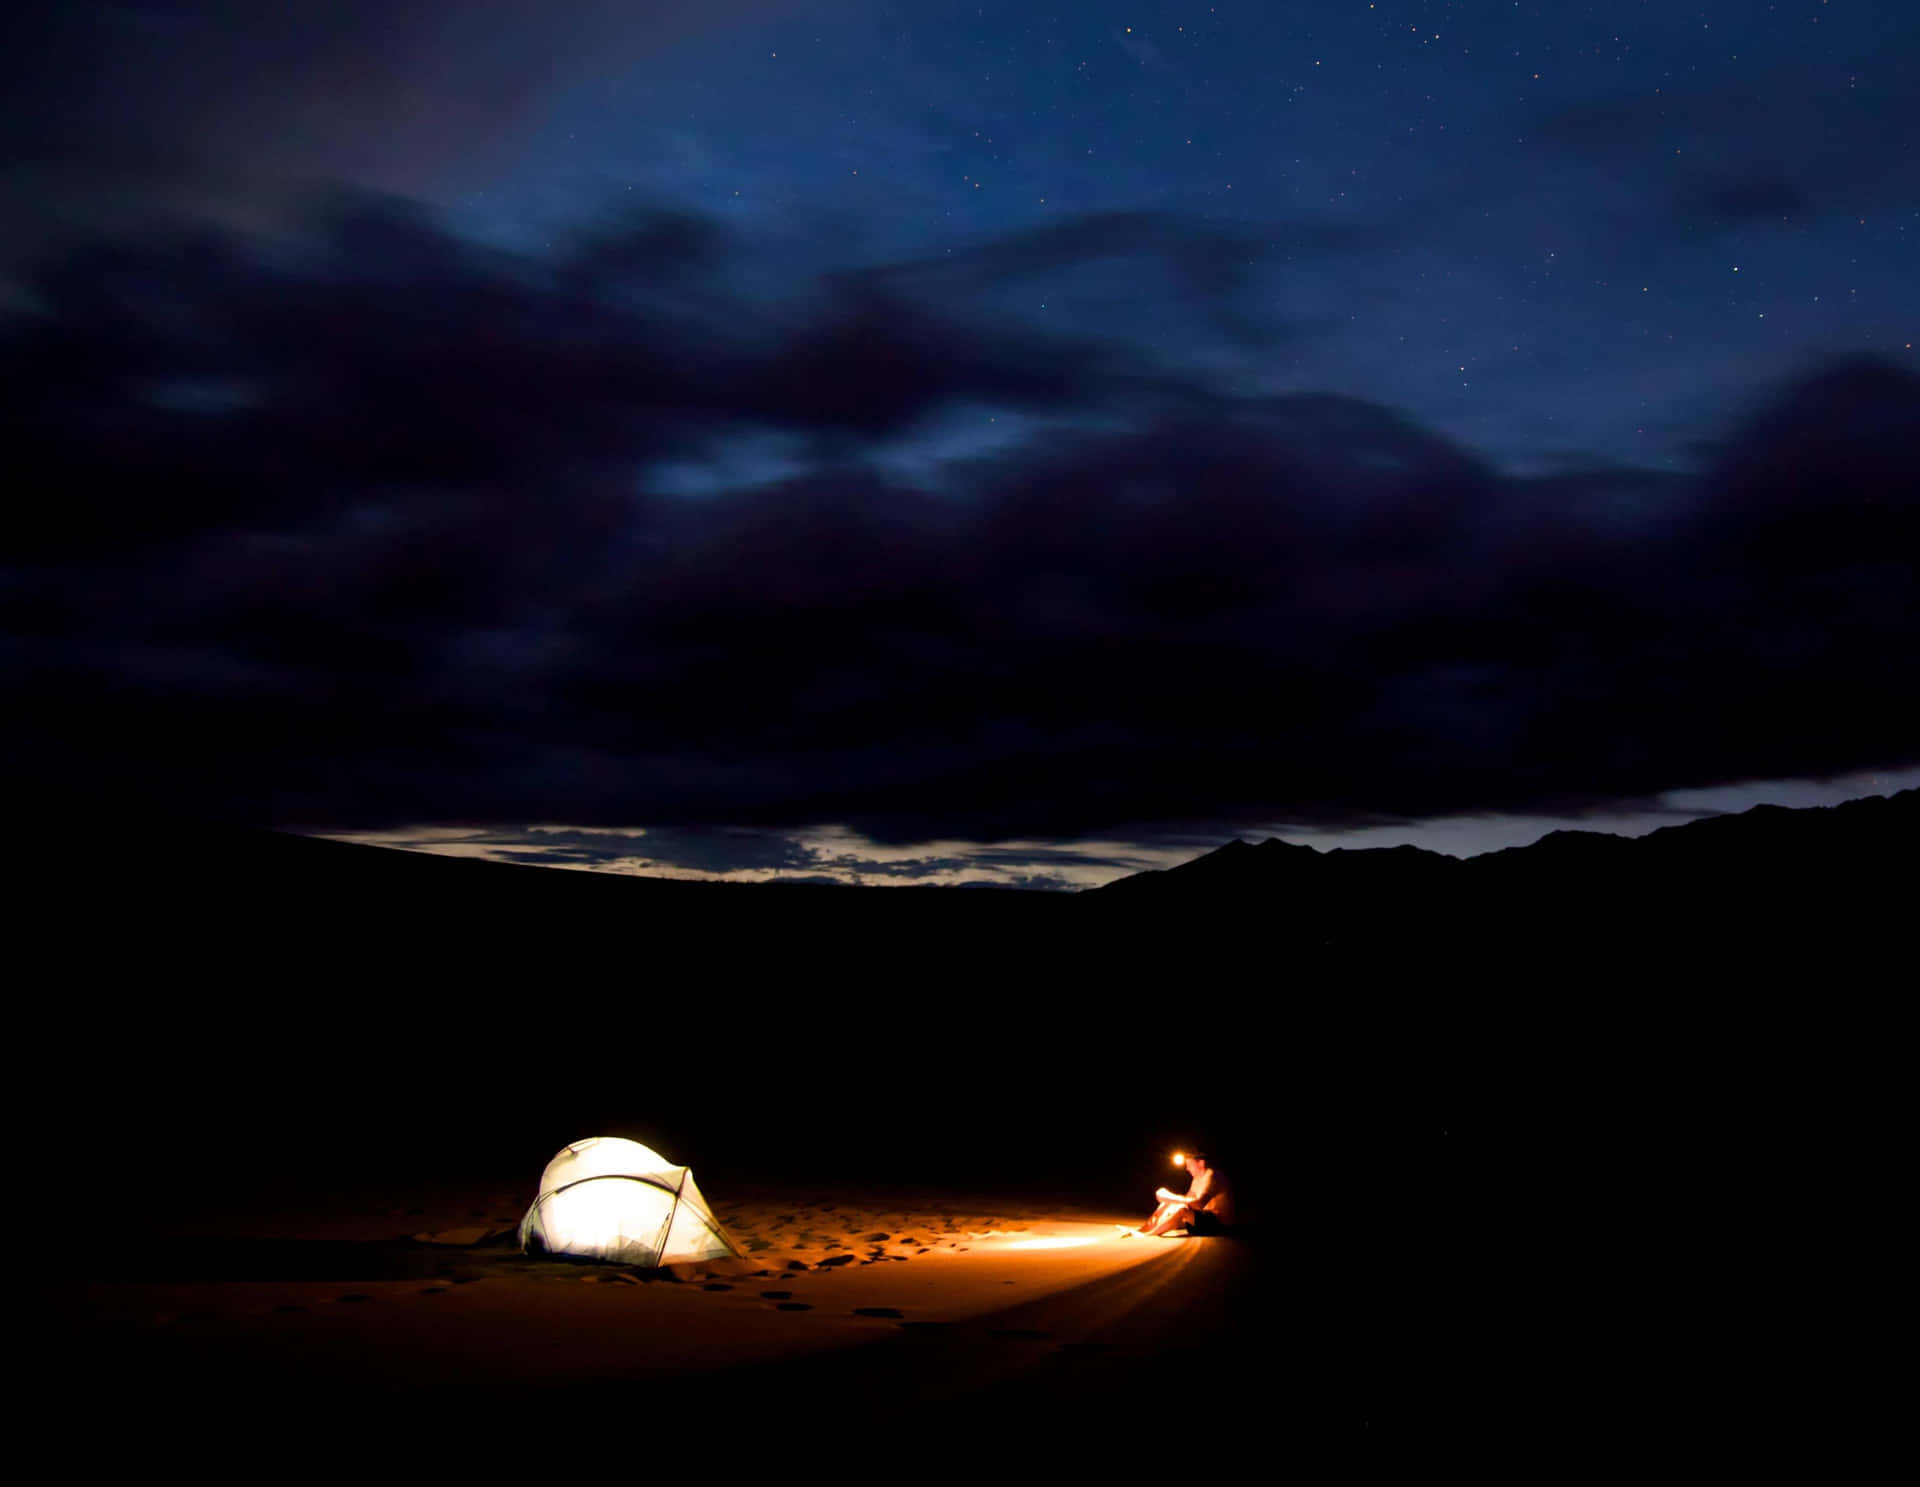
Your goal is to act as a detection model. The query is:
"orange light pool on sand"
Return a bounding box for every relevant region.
[1003,1236,1099,1251]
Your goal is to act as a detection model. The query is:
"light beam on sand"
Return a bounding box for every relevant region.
[1002,1236,1099,1251]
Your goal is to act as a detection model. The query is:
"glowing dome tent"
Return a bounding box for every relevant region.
[518,1137,742,1266]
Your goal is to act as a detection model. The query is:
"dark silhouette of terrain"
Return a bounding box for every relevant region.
[37,788,1907,1195]
[43,786,1910,972]
[43,791,1906,1463]
[1094,788,1914,964]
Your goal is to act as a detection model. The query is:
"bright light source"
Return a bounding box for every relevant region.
[1172,1151,1186,1167]
[1002,1236,1098,1251]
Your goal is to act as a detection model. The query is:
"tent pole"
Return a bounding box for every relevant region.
[661,1165,689,1265]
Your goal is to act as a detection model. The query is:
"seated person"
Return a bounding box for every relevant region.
[1132,1150,1232,1236]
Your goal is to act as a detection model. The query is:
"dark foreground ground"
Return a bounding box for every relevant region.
[40,818,1903,1469]
[67,1189,1507,1473]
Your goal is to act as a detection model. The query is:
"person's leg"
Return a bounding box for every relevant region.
[1125,1201,1176,1234]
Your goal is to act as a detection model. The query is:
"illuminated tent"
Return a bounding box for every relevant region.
[518,1136,742,1267]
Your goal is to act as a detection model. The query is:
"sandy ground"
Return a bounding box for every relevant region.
[68,1182,1272,1470]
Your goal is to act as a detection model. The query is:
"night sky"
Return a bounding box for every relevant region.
[6,1,1917,886]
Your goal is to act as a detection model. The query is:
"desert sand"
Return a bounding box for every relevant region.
[71,1179,1273,1470]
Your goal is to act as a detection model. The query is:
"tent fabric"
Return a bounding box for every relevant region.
[518,1136,742,1267]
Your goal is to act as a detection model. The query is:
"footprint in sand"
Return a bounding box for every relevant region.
[759,1290,794,1300]
[853,1307,904,1318]
[775,1302,812,1312]
[701,1283,733,1292]
[865,1233,891,1243]
[989,1328,1049,1341]
[815,1254,856,1268]
[899,1321,953,1334]
[785,1260,809,1271]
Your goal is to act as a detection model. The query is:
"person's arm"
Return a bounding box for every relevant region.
[1156,1169,1213,1204]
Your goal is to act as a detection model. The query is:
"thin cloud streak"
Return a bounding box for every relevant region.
[316,767,1920,887]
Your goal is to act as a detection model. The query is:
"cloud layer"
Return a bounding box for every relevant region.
[6,198,1917,840]
[0,1,801,264]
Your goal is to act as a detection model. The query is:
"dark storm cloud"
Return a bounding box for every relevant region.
[876,211,1382,292]
[5,200,1917,839]
[0,0,800,266]
[725,283,1120,437]
[860,210,1379,353]
[2,196,1123,564]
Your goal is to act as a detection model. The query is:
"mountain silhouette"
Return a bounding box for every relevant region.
[30,787,1909,973]
[1089,788,1913,961]
[31,786,1909,1279]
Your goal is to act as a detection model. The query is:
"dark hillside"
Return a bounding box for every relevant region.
[30,792,1908,1299]
[1090,788,1913,966]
